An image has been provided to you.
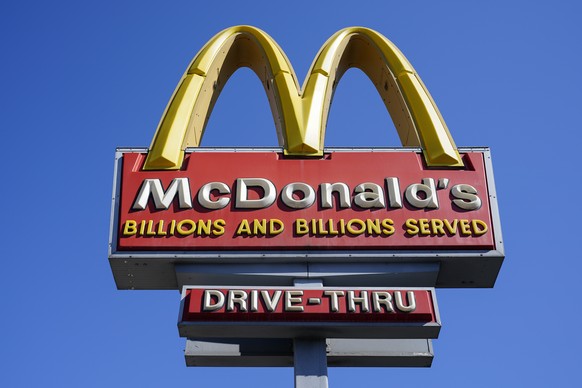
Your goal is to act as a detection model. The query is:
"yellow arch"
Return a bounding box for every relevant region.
[144,26,463,170]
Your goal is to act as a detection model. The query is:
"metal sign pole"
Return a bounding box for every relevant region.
[294,338,328,388]
[293,279,328,388]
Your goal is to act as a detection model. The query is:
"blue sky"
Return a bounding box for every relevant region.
[1,1,581,387]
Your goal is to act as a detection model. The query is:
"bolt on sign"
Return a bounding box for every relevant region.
[109,26,503,290]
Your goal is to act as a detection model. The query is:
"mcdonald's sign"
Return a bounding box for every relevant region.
[109,26,503,290]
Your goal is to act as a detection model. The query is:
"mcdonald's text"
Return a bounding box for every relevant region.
[130,177,482,212]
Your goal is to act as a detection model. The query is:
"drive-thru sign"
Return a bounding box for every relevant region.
[179,286,440,339]
[109,26,503,385]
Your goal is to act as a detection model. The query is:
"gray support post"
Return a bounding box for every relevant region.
[293,279,328,388]
[294,338,329,388]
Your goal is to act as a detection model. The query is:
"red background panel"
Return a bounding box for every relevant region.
[181,288,437,323]
[117,151,495,251]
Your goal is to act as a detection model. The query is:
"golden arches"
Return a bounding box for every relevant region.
[144,26,463,170]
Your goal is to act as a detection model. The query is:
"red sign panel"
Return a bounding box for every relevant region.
[181,287,437,324]
[116,150,495,251]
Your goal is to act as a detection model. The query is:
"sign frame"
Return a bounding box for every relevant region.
[178,286,441,339]
[108,146,503,289]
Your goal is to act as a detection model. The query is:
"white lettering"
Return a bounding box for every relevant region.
[347,290,369,312]
[354,183,386,209]
[284,290,304,312]
[385,178,402,208]
[261,290,282,312]
[323,290,345,312]
[132,178,192,210]
[227,290,248,312]
[281,182,316,209]
[320,183,351,208]
[198,182,231,209]
[405,178,439,209]
[130,176,484,213]
[451,184,482,210]
[394,291,416,312]
[235,178,276,209]
[203,290,225,311]
[372,291,394,312]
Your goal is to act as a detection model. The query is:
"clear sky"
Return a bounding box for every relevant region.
[1,1,581,387]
